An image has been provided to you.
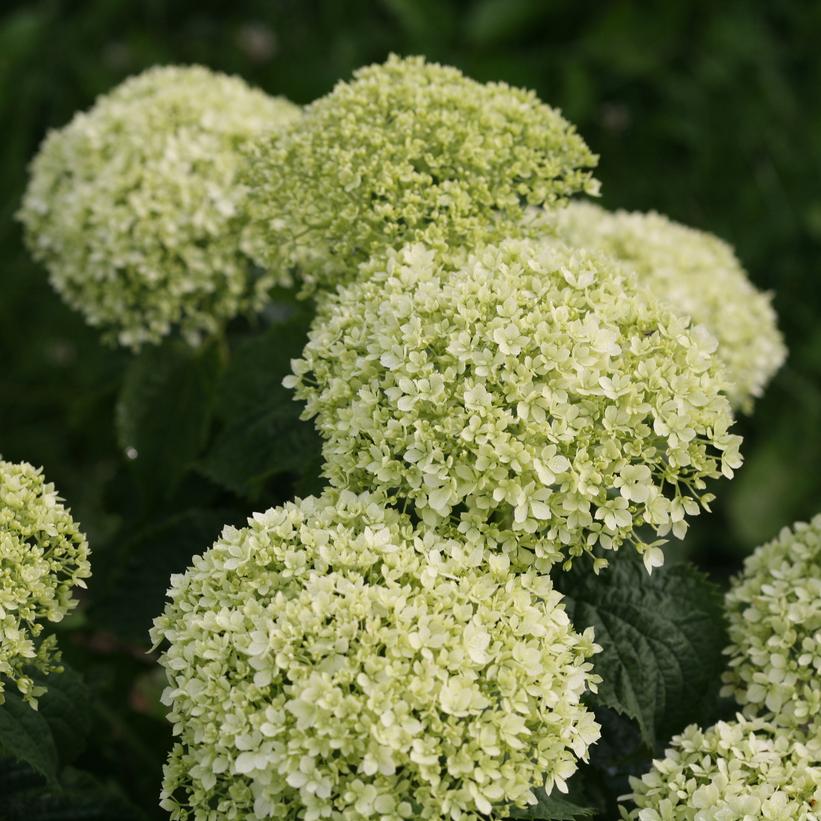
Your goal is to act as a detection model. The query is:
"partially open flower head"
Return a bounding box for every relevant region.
[150,490,601,820]
[0,459,90,707]
[287,240,742,571]
[722,514,821,733]
[20,65,301,349]
[619,717,821,821]
[244,54,598,292]
[549,202,786,412]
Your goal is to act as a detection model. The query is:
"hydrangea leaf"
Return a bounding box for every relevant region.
[200,314,323,500]
[507,789,597,819]
[0,759,144,820]
[0,694,58,783]
[116,339,221,503]
[34,666,91,765]
[0,665,91,785]
[556,550,727,747]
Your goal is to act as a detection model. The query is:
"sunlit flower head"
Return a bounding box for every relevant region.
[287,240,742,571]
[151,490,601,820]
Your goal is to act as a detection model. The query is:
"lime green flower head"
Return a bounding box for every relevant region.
[722,514,821,733]
[20,65,300,349]
[619,717,821,821]
[286,240,742,571]
[150,490,601,820]
[549,202,786,412]
[0,459,90,707]
[243,54,598,293]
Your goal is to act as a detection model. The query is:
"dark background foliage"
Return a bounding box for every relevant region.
[0,1,819,818]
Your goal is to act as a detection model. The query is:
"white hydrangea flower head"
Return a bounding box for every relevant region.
[619,717,821,821]
[287,240,743,571]
[150,490,601,820]
[243,54,598,293]
[549,202,787,412]
[0,459,90,707]
[19,65,301,349]
[722,514,821,732]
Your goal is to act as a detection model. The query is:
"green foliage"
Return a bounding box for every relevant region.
[0,760,144,821]
[557,551,728,748]
[0,665,142,819]
[116,340,223,503]
[0,692,58,782]
[200,309,324,500]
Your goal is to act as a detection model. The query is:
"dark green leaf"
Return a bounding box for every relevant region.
[202,313,324,500]
[0,761,145,821]
[0,693,58,784]
[89,508,240,644]
[200,403,323,500]
[556,551,727,748]
[116,338,222,502]
[35,666,91,765]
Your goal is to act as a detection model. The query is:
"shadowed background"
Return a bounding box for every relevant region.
[0,1,819,816]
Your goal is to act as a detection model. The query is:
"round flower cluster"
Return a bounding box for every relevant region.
[243,54,598,292]
[150,490,601,820]
[287,240,742,570]
[19,65,301,349]
[722,514,821,732]
[619,718,821,821]
[0,459,90,707]
[549,202,787,412]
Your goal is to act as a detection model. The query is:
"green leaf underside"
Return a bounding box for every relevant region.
[556,551,727,748]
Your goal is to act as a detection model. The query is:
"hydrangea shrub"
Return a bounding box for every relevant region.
[287,240,742,570]
[0,459,90,707]
[150,491,601,820]
[19,65,300,349]
[549,202,787,411]
[9,52,811,821]
[722,514,821,732]
[243,54,598,292]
